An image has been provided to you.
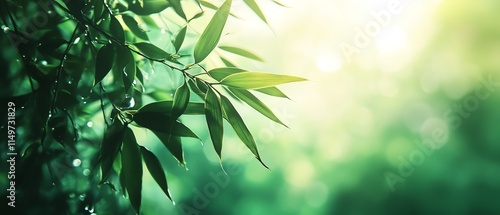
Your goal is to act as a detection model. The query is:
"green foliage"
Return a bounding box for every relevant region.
[0,0,301,214]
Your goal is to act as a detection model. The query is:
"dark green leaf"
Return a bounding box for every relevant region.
[153,132,184,164]
[189,11,205,22]
[208,67,246,81]
[93,0,105,22]
[134,111,199,138]
[229,88,286,126]
[171,80,190,119]
[99,119,124,183]
[220,96,268,168]
[119,168,127,197]
[205,88,224,158]
[122,15,149,41]
[110,15,125,44]
[255,87,289,99]
[188,79,206,99]
[133,42,169,60]
[137,101,204,115]
[95,44,115,84]
[129,0,171,15]
[168,0,187,20]
[242,0,268,24]
[219,46,263,61]
[174,25,188,52]
[220,72,306,89]
[140,146,173,200]
[122,128,142,214]
[193,0,232,63]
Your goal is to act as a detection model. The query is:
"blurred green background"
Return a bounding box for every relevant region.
[161,0,500,214]
[3,0,500,214]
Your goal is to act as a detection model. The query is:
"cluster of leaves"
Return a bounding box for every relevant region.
[1,0,301,214]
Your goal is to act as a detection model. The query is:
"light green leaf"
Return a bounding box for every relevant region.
[255,87,289,99]
[94,44,115,85]
[220,96,268,168]
[219,46,263,61]
[153,132,184,164]
[133,111,199,138]
[122,15,149,41]
[133,42,169,60]
[200,0,239,18]
[242,0,267,24]
[168,0,187,20]
[122,128,142,214]
[229,88,286,126]
[140,146,173,200]
[193,0,232,63]
[208,67,246,81]
[221,72,306,89]
[220,56,236,67]
[188,79,206,99]
[205,87,224,158]
[129,0,171,15]
[171,80,190,119]
[174,25,187,52]
[99,119,124,183]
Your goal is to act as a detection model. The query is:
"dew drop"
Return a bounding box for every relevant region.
[69,193,76,198]
[40,60,48,66]
[83,169,90,176]
[119,95,135,110]
[72,158,81,167]
[87,121,93,127]
[79,194,86,201]
[2,25,9,33]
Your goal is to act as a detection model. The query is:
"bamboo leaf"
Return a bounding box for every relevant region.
[174,25,187,52]
[110,15,125,44]
[153,132,184,164]
[94,44,115,84]
[219,46,263,61]
[168,0,187,20]
[171,80,190,119]
[205,87,224,158]
[137,101,204,115]
[122,128,143,214]
[220,72,306,89]
[129,0,171,15]
[140,146,173,200]
[98,119,124,184]
[220,96,268,168]
[133,111,199,138]
[193,0,232,63]
[133,42,169,60]
[243,0,267,24]
[208,67,245,81]
[255,87,289,99]
[229,88,286,126]
[122,15,149,41]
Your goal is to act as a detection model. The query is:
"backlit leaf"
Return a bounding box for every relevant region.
[193,0,232,63]
[220,72,306,89]
[208,67,245,81]
[205,87,224,158]
[174,25,187,52]
[219,46,263,61]
[243,0,268,24]
[168,0,187,20]
[229,88,286,126]
[255,87,289,99]
[122,128,142,214]
[140,146,173,200]
[171,80,190,119]
[220,96,268,168]
[122,15,149,41]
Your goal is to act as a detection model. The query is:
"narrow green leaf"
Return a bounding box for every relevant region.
[119,167,127,197]
[133,42,169,60]
[153,132,184,164]
[255,87,289,99]
[122,15,149,41]
[189,11,205,22]
[220,56,237,67]
[110,15,125,44]
[133,111,199,138]
[174,25,187,52]
[168,0,187,20]
[188,79,206,99]
[94,44,115,84]
[205,88,223,158]
[137,101,204,115]
[200,0,239,18]
[129,0,171,15]
[229,88,286,126]
[171,80,190,119]
[99,119,124,183]
[219,46,263,61]
[140,146,173,200]
[242,0,267,24]
[122,128,142,214]
[221,72,306,89]
[193,0,232,63]
[271,0,290,7]
[208,67,246,81]
[220,96,268,168]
